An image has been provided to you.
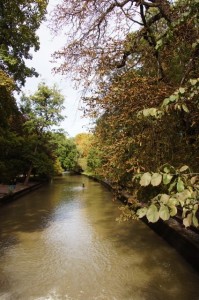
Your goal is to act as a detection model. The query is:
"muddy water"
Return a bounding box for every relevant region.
[0,174,198,300]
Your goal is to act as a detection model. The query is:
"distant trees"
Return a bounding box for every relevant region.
[54,133,81,172]
[74,133,93,171]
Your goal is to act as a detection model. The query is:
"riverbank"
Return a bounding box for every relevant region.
[0,182,44,206]
[82,172,199,272]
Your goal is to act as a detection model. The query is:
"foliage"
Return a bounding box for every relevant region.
[52,0,199,227]
[20,82,65,133]
[135,165,199,228]
[0,71,26,182]
[0,0,48,87]
[74,133,93,172]
[53,133,81,172]
[87,147,102,174]
[20,83,66,183]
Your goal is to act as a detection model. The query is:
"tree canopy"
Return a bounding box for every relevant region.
[52,0,198,89]
[20,83,66,183]
[0,0,48,87]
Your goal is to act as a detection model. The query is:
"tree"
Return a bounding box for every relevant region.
[87,147,102,175]
[51,0,199,227]
[20,83,65,184]
[53,133,81,172]
[0,70,26,182]
[0,0,48,87]
[51,1,176,86]
[74,133,93,171]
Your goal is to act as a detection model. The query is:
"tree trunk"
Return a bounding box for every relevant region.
[24,143,38,185]
[24,163,33,185]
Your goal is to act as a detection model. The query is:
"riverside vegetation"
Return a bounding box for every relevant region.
[1,0,199,228]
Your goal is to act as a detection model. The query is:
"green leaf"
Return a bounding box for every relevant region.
[149,108,157,117]
[143,109,149,117]
[163,174,173,185]
[170,205,177,217]
[155,39,163,50]
[146,204,159,223]
[160,194,170,204]
[168,181,176,192]
[137,207,147,218]
[179,87,185,94]
[151,173,162,186]
[162,164,176,174]
[163,166,170,173]
[193,204,199,213]
[190,176,197,185]
[183,213,192,227]
[177,179,184,192]
[168,197,178,207]
[159,205,170,221]
[182,104,189,113]
[190,79,198,86]
[140,172,151,186]
[169,95,177,102]
[179,189,191,200]
[162,98,170,106]
[179,165,189,172]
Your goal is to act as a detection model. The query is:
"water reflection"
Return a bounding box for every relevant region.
[0,174,199,300]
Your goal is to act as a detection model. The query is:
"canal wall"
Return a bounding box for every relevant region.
[0,182,44,206]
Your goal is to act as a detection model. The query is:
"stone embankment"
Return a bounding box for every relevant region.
[0,182,43,206]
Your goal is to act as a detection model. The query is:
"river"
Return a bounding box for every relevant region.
[0,174,199,300]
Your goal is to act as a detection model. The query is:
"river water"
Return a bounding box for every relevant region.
[0,174,198,300]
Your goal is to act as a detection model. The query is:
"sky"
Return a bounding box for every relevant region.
[21,0,91,137]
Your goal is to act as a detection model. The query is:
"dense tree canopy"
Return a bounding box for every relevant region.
[0,0,48,87]
[20,83,65,183]
[54,133,81,172]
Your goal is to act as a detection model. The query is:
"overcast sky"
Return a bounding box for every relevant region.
[21,0,91,137]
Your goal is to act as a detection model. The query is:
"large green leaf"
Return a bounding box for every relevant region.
[168,197,178,207]
[159,205,170,221]
[137,207,147,218]
[177,179,184,192]
[140,172,151,186]
[160,194,170,204]
[146,204,159,223]
[151,173,162,186]
[163,174,173,185]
